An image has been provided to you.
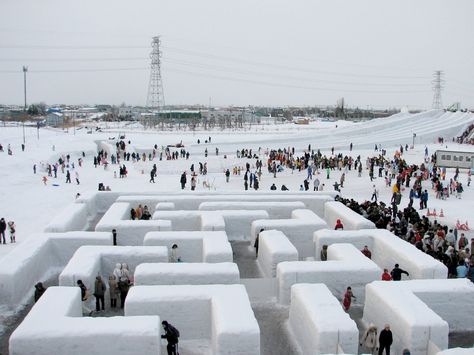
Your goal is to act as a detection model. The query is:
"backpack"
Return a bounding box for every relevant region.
[168,324,180,339]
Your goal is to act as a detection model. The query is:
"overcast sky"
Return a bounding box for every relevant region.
[1,0,473,109]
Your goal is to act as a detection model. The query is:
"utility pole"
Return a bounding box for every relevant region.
[22,65,28,144]
[432,70,444,109]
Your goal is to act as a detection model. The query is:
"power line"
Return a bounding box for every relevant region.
[162,57,428,87]
[163,45,431,80]
[166,67,432,94]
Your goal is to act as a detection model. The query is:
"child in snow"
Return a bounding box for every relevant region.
[8,221,15,243]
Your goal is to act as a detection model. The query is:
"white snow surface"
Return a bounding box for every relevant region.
[1,110,474,351]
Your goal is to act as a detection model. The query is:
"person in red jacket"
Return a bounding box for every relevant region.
[381,269,393,281]
[334,219,344,230]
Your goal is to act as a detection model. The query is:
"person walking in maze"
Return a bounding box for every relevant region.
[342,286,356,311]
[161,320,180,355]
[378,324,393,355]
[390,263,409,281]
[254,228,264,257]
[360,323,378,354]
[94,275,106,312]
[0,218,7,244]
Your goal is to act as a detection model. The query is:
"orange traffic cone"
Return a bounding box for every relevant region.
[426,208,431,216]
[439,209,444,217]
[432,209,437,217]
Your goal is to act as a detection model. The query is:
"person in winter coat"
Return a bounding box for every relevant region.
[108,274,118,308]
[117,263,131,308]
[77,279,93,316]
[254,229,264,257]
[94,275,106,311]
[381,269,392,281]
[335,219,344,230]
[180,172,187,189]
[8,221,15,243]
[161,320,179,355]
[361,245,372,259]
[0,218,6,244]
[320,245,328,261]
[34,282,46,302]
[378,324,393,355]
[391,264,409,281]
[360,324,378,354]
[342,286,356,311]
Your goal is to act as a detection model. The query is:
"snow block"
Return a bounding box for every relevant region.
[362,279,474,355]
[324,201,376,230]
[134,262,240,285]
[0,232,112,309]
[257,230,298,277]
[58,246,168,288]
[117,192,334,216]
[95,202,171,245]
[155,202,175,210]
[251,209,328,259]
[143,231,233,263]
[198,201,306,218]
[289,284,359,355]
[44,203,89,232]
[125,284,260,355]
[277,243,381,304]
[153,209,269,241]
[9,287,160,355]
[314,229,447,279]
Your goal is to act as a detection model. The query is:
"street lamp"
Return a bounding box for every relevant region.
[22,65,28,145]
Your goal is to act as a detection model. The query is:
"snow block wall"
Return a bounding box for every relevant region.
[0,232,112,309]
[288,284,359,355]
[314,229,447,279]
[324,201,376,230]
[134,262,240,285]
[58,246,168,288]
[9,287,161,355]
[44,203,89,232]
[95,202,171,245]
[143,231,233,263]
[362,279,474,355]
[117,192,334,216]
[251,209,328,259]
[125,284,260,355]
[257,230,298,277]
[277,243,381,304]
[198,201,306,219]
[153,209,269,240]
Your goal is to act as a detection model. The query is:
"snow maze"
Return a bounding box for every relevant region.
[2,191,474,355]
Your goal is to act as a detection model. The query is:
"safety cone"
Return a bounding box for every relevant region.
[439,209,444,217]
[432,209,437,217]
[426,208,431,216]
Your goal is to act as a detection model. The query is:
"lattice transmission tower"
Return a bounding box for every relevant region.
[432,70,444,109]
[146,36,165,110]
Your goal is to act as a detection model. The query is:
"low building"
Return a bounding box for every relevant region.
[45,112,64,127]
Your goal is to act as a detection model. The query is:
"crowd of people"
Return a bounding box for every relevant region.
[335,194,474,280]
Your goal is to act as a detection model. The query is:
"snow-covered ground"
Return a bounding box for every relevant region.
[0,109,472,262]
[1,109,474,353]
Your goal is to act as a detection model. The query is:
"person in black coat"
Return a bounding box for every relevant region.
[378,324,393,355]
[34,282,46,302]
[0,218,6,244]
[180,172,187,189]
[161,320,179,355]
[391,264,409,281]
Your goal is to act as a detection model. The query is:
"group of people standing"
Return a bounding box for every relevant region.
[0,217,16,244]
[71,262,132,316]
